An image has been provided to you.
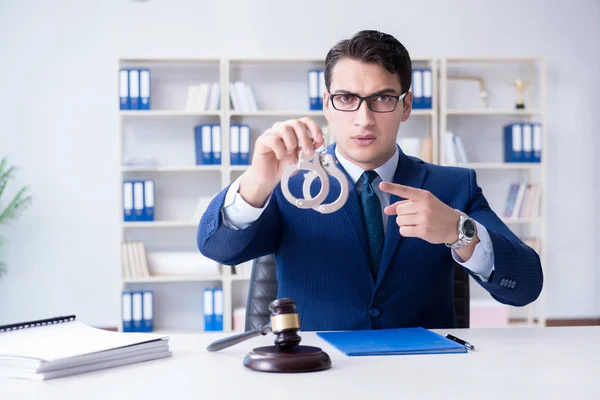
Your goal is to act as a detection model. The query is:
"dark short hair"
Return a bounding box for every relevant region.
[324,30,412,94]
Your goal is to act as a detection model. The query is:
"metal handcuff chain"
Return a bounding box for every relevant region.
[281,148,349,214]
[281,150,330,209]
[301,153,349,214]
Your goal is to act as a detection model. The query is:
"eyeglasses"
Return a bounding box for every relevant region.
[329,92,407,113]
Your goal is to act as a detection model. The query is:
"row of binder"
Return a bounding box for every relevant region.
[122,291,153,332]
[504,123,542,163]
[410,68,433,109]
[119,69,151,110]
[194,124,250,165]
[123,180,154,222]
[204,288,224,331]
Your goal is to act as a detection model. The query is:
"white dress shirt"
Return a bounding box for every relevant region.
[221,146,495,281]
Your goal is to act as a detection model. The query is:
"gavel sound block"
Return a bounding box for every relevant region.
[206,298,331,373]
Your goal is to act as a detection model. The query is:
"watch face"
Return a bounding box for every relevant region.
[463,219,476,238]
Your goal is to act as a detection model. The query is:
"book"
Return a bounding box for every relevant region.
[0,315,171,381]
[316,327,468,356]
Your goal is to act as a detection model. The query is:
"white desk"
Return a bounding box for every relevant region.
[2,326,598,399]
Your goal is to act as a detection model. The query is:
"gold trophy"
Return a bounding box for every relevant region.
[514,79,529,109]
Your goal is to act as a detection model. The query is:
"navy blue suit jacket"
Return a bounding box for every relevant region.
[197,144,543,331]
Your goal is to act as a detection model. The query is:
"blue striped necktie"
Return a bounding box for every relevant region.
[359,170,384,282]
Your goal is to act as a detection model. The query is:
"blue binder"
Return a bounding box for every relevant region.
[532,123,542,162]
[143,180,154,221]
[203,288,215,331]
[422,68,432,109]
[504,123,523,162]
[123,181,134,222]
[317,69,325,109]
[122,291,134,332]
[119,69,129,110]
[194,124,213,165]
[142,291,154,332]
[317,327,468,356]
[139,69,151,110]
[132,181,145,221]
[131,292,143,332]
[239,125,250,165]
[128,69,140,110]
[230,124,240,165]
[212,288,223,331]
[211,124,222,165]
[411,69,424,109]
[308,69,320,110]
[522,123,533,162]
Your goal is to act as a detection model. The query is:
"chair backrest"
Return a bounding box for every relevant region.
[244,254,470,331]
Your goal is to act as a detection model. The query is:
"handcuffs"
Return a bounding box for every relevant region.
[281,147,349,214]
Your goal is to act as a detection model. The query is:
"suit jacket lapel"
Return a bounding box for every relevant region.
[375,148,428,291]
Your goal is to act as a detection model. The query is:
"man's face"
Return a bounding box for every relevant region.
[324,57,412,171]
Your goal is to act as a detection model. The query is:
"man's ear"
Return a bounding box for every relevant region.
[323,91,331,122]
[401,91,413,122]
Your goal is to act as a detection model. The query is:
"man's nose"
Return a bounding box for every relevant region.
[353,100,376,127]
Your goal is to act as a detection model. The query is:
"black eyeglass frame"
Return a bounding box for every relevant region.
[328,91,408,113]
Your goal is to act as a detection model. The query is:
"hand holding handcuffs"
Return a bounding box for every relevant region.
[281,146,349,214]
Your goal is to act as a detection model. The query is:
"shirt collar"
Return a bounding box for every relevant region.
[334,144,399,185]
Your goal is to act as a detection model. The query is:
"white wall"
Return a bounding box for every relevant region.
[0,0,598,326]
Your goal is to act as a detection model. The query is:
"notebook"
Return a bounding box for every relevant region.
[0,315,172,381]
[316,327,468,356]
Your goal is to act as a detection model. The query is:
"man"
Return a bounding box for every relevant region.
[198,30,543,331]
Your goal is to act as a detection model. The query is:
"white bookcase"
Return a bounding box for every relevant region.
[117,56,542,333]
[439,57,547,327]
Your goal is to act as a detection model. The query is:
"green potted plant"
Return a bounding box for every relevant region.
[0,157,32,275]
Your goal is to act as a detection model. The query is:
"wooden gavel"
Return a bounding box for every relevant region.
[207,298,301,352]
[206,298,331,373]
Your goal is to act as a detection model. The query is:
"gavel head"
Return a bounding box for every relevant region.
[269,298,302,348]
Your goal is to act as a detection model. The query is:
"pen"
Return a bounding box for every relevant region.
[446,334,475,351]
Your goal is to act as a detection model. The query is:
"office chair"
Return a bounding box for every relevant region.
[244,254,470,331]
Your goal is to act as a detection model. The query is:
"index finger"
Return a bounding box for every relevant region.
[299,117,324,148]
[379,181,425,200]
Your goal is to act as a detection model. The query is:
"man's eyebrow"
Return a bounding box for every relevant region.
[331,88,400,96]
[370,88,401,95]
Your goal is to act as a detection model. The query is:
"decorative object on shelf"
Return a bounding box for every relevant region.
[447,75,488,108]
[513,79,529,109]
[0,157,32,275]
[281,147,349,214]
[206,298,331,373]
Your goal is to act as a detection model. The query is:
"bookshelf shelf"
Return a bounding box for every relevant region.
[120,110,221,118]
[123,221,198,228]
[445,109,541,116]
[118,56,543,335]
[230,110,324,117]
[451,162,542,170]
[123,275,223,283]
[121,165,222,172]
[440,57,546,328]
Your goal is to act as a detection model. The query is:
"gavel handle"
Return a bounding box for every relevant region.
[206,323,272,352]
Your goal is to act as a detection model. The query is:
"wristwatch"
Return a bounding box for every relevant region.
[445,210,477,250]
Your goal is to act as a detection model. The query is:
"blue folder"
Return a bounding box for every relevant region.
[316,327,468,356]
